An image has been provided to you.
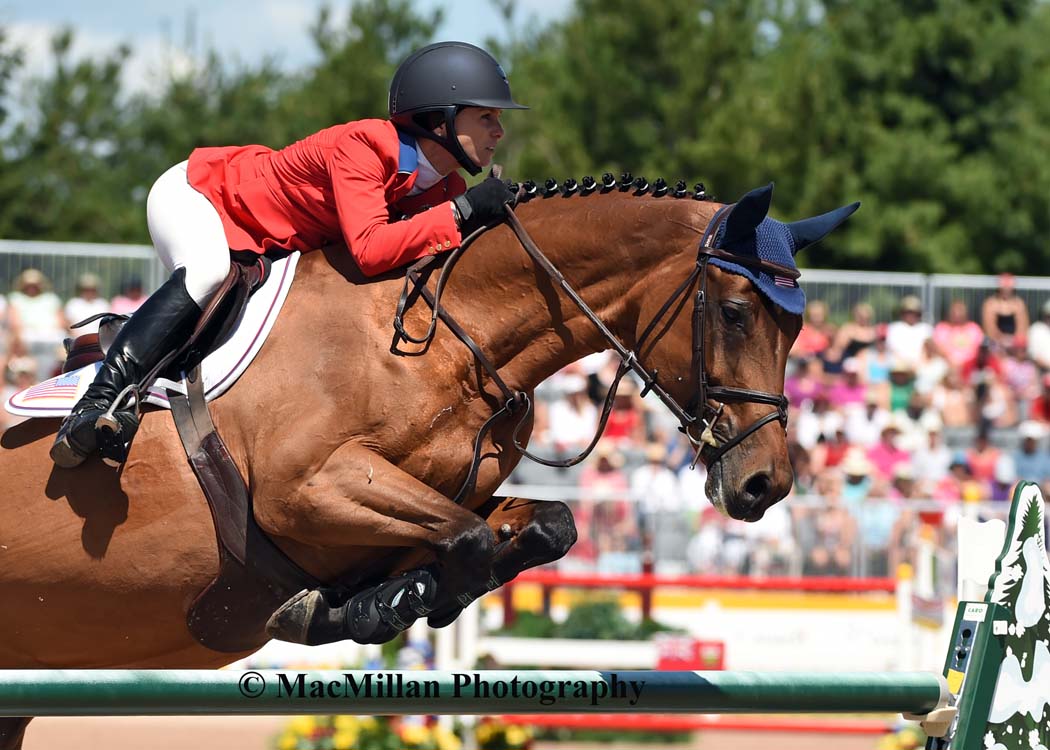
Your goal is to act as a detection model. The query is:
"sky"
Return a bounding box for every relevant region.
[0,0,572,91]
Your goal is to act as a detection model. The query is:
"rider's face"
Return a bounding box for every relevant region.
[451,107,504,168]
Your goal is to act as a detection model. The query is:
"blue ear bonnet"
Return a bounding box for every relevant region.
[706,184,860,316]
[712,217,805,315]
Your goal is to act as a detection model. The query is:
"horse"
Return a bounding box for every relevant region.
[0,180,855,747]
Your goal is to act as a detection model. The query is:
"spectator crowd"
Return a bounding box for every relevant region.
[512,273,1050,583]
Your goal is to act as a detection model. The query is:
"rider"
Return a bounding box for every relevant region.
[50,41,525,469]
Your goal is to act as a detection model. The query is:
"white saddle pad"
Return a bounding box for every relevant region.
[5,253,299,419]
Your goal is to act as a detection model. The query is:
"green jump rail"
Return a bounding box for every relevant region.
[0,669,949,717]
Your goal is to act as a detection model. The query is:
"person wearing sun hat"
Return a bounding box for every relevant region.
[865,416,911,481]
[886,294,932,370]
[6,268,67,380]
[544,372,598,453]
[63,272,110,335]
[1013,421,1050,484]
[840,448,874,503]
[913,412,951,483]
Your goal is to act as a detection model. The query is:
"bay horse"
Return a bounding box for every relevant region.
[0,180,855,747]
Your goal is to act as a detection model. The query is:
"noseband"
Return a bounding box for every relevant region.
[391,201,799,502]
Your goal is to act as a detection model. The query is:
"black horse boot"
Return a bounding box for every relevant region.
[50,268,202,469]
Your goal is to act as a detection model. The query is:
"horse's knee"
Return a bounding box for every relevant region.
[519,501,577,560]
[440,518,495,571]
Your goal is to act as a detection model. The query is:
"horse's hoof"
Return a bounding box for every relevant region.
[266,589,339,645]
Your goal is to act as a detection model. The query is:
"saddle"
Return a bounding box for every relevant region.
[64,256,324,653]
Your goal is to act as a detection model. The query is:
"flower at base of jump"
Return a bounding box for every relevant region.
[504,725,531,748]
[276,732,298,750]
[876,725,924,750]
[287,716,317,736]
[434,725,463,750]
[333,715,360,731]
[475,722,495,744]
[331,729,359,749]
[399,723,430,747]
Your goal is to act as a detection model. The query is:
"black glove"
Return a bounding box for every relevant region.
[453,177,518,235]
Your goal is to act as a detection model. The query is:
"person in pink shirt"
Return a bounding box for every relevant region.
[933,299,984,369]
[826,357,867,408]
[1003,334,1039,406]
[109,277,147,316]
[965,429,1001,483]
[791,300,836,359]
[865,421,911,480]
[785,357,826,408]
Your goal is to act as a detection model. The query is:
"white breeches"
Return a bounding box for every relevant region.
[146,160,231,307]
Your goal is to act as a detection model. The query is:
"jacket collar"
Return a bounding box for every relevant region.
[396,128,418,176]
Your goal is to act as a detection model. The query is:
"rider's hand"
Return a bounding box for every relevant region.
[453,177,517,235]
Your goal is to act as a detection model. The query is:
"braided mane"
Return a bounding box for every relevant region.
[511,173,712,202]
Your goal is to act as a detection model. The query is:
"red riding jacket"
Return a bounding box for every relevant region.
[187,119,466,277]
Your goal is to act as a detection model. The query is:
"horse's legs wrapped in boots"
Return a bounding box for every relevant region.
[50,267,202,469]
[266,568,439,646]
[427,498,578,628]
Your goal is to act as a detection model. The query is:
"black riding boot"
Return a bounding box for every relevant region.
[50,268,202,469]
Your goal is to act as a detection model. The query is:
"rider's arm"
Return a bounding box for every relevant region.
[328,132,462,277]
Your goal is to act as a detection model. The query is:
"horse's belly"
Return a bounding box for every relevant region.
[0,418,222,666]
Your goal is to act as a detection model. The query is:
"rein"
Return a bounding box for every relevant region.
[391,199,799,503]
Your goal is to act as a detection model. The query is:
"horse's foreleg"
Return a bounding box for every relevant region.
[254,443,495,645]
[428,496,577,628]
[0,718,30,750]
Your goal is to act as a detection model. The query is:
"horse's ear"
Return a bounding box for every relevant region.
[786,202,861,255]
[722,183,774,247]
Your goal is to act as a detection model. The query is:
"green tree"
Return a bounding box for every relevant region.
[0,29,137,241]
[0,29,24,128]
[694,0,1050,272]
[495,0,770,182]
[272,0,443,141]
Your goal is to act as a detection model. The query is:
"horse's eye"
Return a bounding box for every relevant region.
[721,304,743,325]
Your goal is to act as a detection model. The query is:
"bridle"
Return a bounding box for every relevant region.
[392,200,800,503]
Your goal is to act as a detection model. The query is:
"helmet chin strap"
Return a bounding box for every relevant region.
[433,107,481,176]
[397,107,483,176]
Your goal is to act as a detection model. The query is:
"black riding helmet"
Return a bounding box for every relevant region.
[389,41,527,176]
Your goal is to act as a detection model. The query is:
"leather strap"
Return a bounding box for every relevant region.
[171,368,322,651]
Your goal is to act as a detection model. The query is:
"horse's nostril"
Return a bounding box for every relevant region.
[745,472,773,506]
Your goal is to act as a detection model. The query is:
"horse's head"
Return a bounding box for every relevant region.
[639,184,858,521]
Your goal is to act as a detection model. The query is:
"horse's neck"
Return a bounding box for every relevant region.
[441,196,717,392]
